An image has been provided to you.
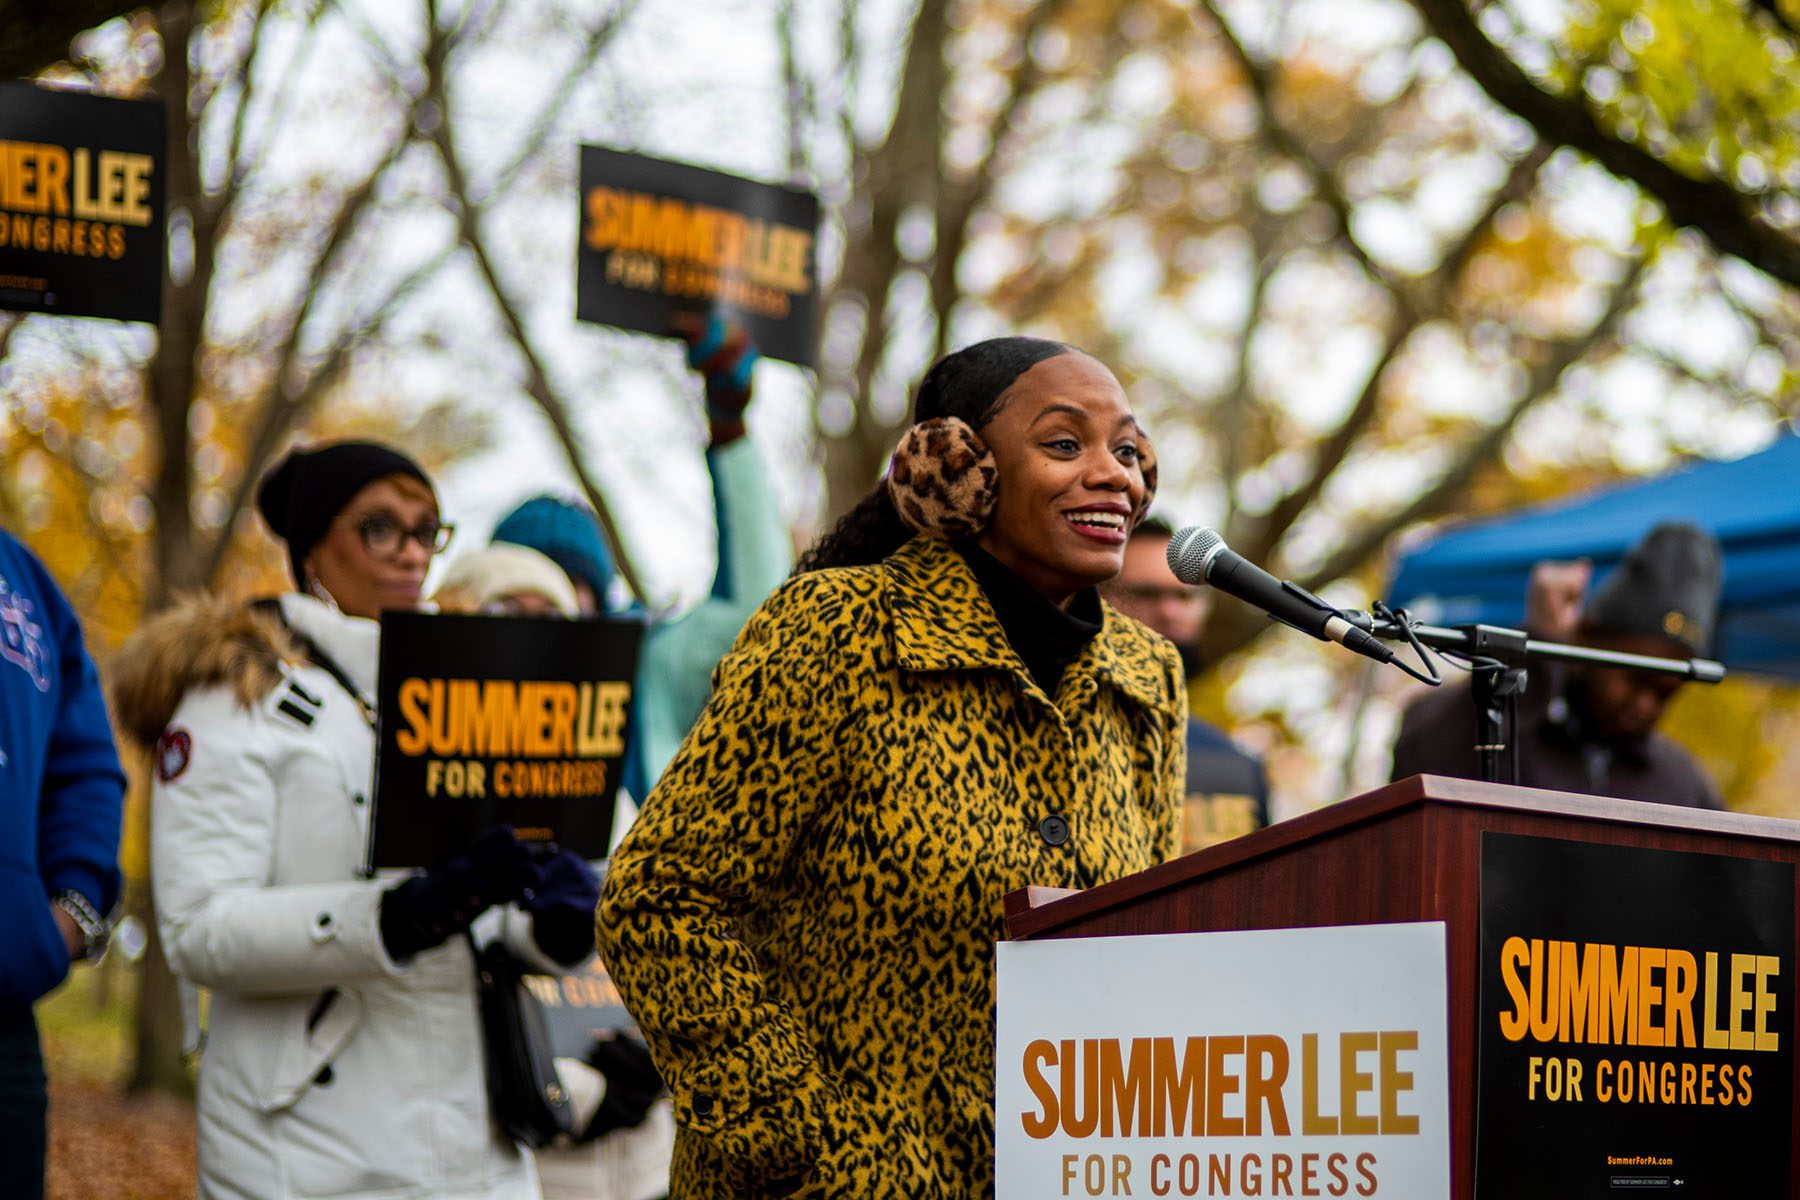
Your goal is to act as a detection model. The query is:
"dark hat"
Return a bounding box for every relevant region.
[1584,521,1722,654]
[255,441,434,586]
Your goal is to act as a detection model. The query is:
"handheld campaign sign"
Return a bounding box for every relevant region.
[525,956,639,1058]
[1477,833,1795,1198]
[995,923,1451,1200]
[525,916,641,1059]
[0,83,165,323]
[576,147,820,366]
[370,612,642,868]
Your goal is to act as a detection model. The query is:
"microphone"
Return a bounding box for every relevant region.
[1167,527,1396,664]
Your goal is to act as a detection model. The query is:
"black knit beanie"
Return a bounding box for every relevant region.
[255,441,435,586]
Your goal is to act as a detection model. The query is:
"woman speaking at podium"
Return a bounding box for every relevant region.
[599,338,1187,1198]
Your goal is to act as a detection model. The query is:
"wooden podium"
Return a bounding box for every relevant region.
[1004,774,1800,1199]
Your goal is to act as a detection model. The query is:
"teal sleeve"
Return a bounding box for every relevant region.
[628,439,792,792]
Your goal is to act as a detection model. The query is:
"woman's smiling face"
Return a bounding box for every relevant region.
[975,351,1149,608]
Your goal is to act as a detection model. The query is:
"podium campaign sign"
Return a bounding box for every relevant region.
[370,612,642,868]
[576,147,820,366]
[996,923,1451,1200]
[1477,834,1794,1198]
[0,83,165,323]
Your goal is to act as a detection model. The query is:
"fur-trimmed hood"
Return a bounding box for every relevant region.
[110,593,302,752]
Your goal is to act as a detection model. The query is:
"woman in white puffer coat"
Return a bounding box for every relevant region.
[112,442,599,1200]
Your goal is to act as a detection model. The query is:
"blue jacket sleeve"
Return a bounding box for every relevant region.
[0,539,124,1009]
[38,589,127,916]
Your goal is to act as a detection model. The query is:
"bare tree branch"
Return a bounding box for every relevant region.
[1219,209,1286,542]
[928,0,1072,361]
[222,0,279,182]
[232,6,326,192]
[197,243,457,585]
[0,0,142,77]
[777,0,810,182]
[1201,247,1653,662]
[1406,0,1800,288]
[202,0,637,587]
[197,99,424,577]
[457,0,641,202]
[1239,146,1550,564]
[1632,341,1786,418]
[1297,250,1651,586]
[421,2,652,603]
[1196,1,1406,302]
[329,0,416,95]
[817,0,952,517]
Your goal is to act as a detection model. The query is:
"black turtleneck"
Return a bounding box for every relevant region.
[957,542,1102,699]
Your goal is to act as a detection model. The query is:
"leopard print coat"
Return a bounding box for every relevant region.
[597,535,1185,1199]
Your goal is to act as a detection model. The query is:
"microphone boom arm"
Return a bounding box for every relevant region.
[1362,614,1725,785]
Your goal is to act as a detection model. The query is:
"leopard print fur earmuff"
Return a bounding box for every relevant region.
[1132,428,1159,531]
[887,417,1000,541]
[888,416,1162,540]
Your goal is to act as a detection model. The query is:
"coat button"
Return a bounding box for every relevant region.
[1038,815,1071,846]
[691,1093,716,1119]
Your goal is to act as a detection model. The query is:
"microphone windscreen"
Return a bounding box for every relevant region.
[1167,526,1225,585]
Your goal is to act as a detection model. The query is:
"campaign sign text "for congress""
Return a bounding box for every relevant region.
[995,923,1451,1200]
[1476,834,1794,1199]
[370,611,642,868]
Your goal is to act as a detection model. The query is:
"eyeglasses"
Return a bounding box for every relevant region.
[345,512,455,558]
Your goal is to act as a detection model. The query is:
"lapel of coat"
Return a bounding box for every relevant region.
[1070,608,1181,718]
[886,536,1021,678]
[884,536,1177,718]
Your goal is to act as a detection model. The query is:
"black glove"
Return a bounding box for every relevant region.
[578,1035,664,1141]
[523,848,601,966]
[379,825,543,962]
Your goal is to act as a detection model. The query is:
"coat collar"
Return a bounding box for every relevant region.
[884,536,1178,716]
[278,592,381,701]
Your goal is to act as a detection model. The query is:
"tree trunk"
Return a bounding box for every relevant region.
[128,0,201,1099]
[127,907,191,1096]
[146,0,203,608]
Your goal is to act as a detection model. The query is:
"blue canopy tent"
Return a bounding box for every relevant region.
[1387,435,1800,680]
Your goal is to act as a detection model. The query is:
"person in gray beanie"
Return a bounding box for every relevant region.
[1390,520,1724,807]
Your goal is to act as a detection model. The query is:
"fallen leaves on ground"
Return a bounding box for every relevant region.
[46,1078,197,1200]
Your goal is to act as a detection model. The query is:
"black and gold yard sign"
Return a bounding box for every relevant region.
[370,612,642,868]
[576,146,819,366]
[0,83,164,323]
[1477,833,1794,1197]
